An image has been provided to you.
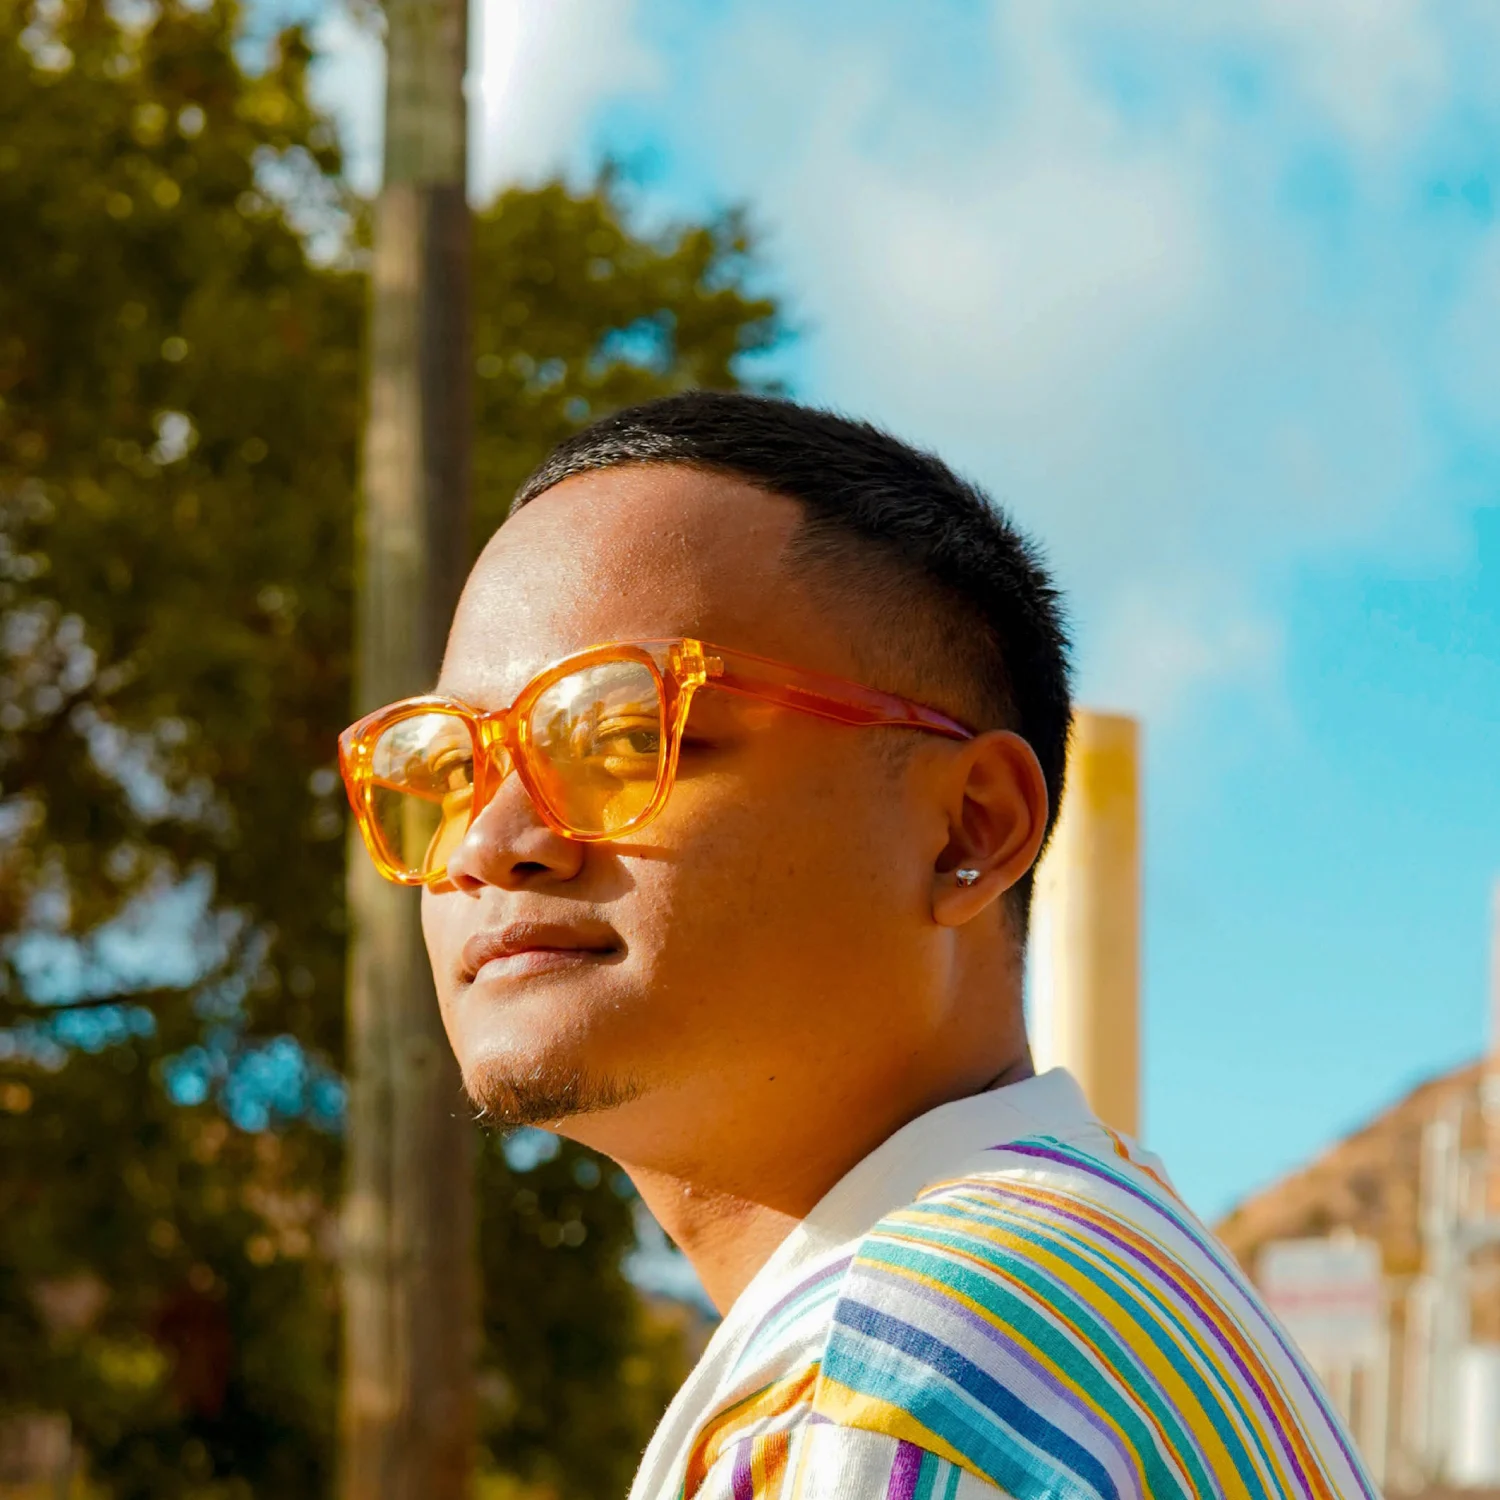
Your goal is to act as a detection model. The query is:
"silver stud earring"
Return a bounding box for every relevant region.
[955,868,981,886]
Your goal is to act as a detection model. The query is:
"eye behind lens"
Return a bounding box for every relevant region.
[366,708,479,876]
[504,657,670,836]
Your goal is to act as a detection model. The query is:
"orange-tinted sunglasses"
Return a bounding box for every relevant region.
[338,637,974,886]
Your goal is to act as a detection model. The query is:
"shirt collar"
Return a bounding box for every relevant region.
[729,1066,1095,1316]
[626,1069,1098,1499]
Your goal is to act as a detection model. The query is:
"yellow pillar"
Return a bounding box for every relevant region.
[1029,711,1142,1139]
[1486,880,1500,1216]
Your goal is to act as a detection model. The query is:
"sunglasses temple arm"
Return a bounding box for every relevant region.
[710,658,972,739]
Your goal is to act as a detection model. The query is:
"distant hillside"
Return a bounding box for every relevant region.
[1216,1061,1483,1280]
[1213,1058,1500,1498]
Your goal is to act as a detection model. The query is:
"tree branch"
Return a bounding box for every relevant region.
[0,986,190,1023]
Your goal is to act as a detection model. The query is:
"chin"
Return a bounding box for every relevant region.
[464,1050,645,1130]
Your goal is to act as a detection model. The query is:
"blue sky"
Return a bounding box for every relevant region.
[313,0,1500,1221]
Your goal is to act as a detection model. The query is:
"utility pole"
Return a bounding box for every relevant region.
[340,0,475,1495]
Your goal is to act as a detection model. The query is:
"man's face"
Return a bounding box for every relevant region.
[422,464,969,1174]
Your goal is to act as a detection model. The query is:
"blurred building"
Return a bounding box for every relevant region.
[1217,892,1500,1496]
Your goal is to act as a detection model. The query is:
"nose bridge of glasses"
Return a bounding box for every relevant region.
[458,717,576,857]
[475,710,511,749]
[471,710,517,806]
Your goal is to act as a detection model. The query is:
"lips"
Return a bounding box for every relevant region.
[458,920,622,985]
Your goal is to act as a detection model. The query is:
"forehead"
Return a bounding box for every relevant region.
[439,464,848,704]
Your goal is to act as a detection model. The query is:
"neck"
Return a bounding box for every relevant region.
[625,1170,803,1314]
[616,1048,1036,1314]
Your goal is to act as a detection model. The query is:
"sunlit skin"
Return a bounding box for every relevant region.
[420,464,1050,1313]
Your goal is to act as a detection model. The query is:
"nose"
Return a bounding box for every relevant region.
[442,771,585,894]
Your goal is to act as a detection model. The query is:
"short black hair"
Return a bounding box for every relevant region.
[512,390,1072,925]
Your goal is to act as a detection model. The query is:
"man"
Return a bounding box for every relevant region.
[340,393,1376,1498]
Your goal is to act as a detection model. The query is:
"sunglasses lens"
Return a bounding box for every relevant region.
[367,710,476,879]
[527,659,665,835]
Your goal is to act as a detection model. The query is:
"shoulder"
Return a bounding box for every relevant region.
[810,1131,1380,1500]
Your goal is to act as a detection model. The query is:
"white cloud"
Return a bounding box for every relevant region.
[1438,224,1500,455]
[657,0,1500,718]
[1088,577,1281,726]
[1251,0,1450,149]
[309,0,661,202]
[470,0,661,199]
[309,0,1500,722]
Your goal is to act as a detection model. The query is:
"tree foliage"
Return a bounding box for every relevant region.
[0,0,776,1491]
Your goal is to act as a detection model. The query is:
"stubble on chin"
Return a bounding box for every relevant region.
[466,1056,645,1129]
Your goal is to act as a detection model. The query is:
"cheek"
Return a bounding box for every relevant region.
[643,741,929,992]
[419,889,467,998]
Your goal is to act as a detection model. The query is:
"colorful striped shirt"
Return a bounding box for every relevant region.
[629,1070,1377,1500]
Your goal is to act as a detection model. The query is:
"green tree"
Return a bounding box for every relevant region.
[0,1054,342,1498]
[0,0,778,1494]
[470,179,781,537]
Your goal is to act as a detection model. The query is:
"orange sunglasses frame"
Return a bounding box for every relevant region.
[338,637,975,886]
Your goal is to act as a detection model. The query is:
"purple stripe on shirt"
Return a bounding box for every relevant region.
[999,1140,1374,1483]
[849,1257,1160,1490]
[731,1437,755,1500]
[1001,1136,1376,1495]
[974,1148,1327,1496]
[886,1439,925,1500]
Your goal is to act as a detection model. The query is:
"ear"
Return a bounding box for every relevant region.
[931,730,1050,927]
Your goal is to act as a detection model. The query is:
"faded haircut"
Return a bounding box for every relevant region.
[511,390,1073,924]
